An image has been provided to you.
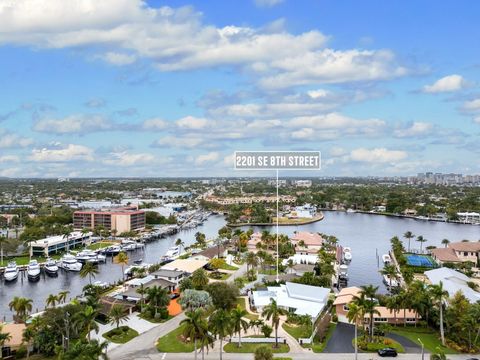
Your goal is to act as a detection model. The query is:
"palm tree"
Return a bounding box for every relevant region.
[62,225,73,252]
[81,228,90,246]
[0,324,12,349]
[46,294,59,308]
[8,296,33,323]
[385,295,402,326]
[286,259,294,274]
[109,304,130,329]
[416,235,427,253]
[208,309,232,360]
[362,298,380,342]
[181,309,208,360]
[146,285,170,318]
[403,231,414,252]
[245,252,258,273]
[58,290,69,304]
[22,325,35,359]
[175,238,185,254]
[191,268,209,290]
[194,232,207,249]
[136,284,147,312]
[347,302,363,360]
[441,238,450,248]
[114,251,129,282]
[74,305,99,341]
[380,264,399,291]
[80,262,99,284]
[356,285,379,342]
[261,298,287,348]
[0,235,8,265]
[429,281,449,345]
[230,306,249,348]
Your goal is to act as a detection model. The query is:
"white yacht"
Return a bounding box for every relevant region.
[4,261,19,281]
[338,264,349,280]
[76,249,105,263]
[60,253,83,271]
[124,262,152,277]
[382,254,392,264]
[343,247,352,262]
[44,258,59,276]
[162,246,180,261]
[383,274,399,288]
[27,260,41,281]
[121,241,137,251]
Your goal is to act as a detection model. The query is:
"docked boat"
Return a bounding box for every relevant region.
[383,274,399,288]
[343,247,352,262]
[124,262,152,277]
[102,245,121,256]
[162,246,180,261]
[44,258,59,276]
[27,260,41,281]
[338,264,349,280]
[382,254,392,264]
[76,250,106,264]
[60,254,83,271]
[121,241,137,251]
[4,261,19,282]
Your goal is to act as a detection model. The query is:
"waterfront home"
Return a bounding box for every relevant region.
[161,259,208,275]
[334,287,419,325]
[431,240,480,266]
[190,244,227,260]
[425,267,480,303]
[457,212,480,224]
[291,231,324,255]
[247,232,263,251]
[118,277,176,303]
[288,204,316,219]
[29,231,92,257]
[251,282,330,319]
[0,323,30,358]
[404,209,418,216]
[150,268,185,285]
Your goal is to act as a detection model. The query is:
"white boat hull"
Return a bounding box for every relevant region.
[4,272,19,281]
[62,262,83,272]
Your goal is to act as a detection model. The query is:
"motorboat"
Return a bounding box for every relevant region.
[338,264,349,280]
[93,280,108,288]
[27,260,41,281]
[382,254,392,265]
[121,241,137,251]
[4,261,19,281]
[124,262,152,277]
[103,245,121,256]
[383,274,399,288]
[135,242,145,249]
[76,250,98,263]
[162,246,180,261]
[60,254,83,271]
[44,258,59,276]
[343,247,352,262]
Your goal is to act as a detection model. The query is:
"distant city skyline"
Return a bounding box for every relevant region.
[0,1,479,178]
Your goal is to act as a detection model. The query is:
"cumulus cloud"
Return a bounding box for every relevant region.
[462,98,480,113]
[153,135,212,149]
[176,116,209,129]
[0,129,33,148]
[142,118,169,130]
[0,155,20,163]
[33,114,114,134]
[254,0,284,8]
[195,152,220,165]
[349,147,407,163]
[30,144,94,162]
[98,52,136,66]
[422,74,468,93]
[394,122,434,138]
[103,151,155,166]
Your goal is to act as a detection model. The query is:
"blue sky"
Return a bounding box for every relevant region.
[0,0,479,177]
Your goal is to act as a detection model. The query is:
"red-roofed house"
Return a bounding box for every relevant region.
[291,231,324,255]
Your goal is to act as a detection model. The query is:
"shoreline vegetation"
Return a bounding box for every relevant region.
[227,212,324,227]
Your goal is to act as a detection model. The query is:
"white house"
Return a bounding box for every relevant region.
[424,267,480,304]
[251,282,330,319]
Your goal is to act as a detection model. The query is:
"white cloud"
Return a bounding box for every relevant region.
[142,118,169,130]
[33,114,113,134]
[329,146,347,157]
[462,98,480,113]
[103,151,155,166]
[0,155,20,163]
[176,116,209,130]
[422,74,468,93]
[394,122,434,138]
[98,52,136,65]
[349,147,407,163]
[474,116,480,124]
[0,167,21,177]
[0,129,33,148]
[254,0,284,8]
[195,152,219,166]
[153,135,210,149]
[30,144,94,162]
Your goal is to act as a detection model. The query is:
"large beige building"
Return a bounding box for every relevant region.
[73,207,145,233]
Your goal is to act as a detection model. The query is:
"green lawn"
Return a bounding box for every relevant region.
[224,342,289,353]
[353,337,404,353]
[219,262,238,271]
[309,322,337,353]
[87,241,115,250]
[139,311,172,323]
[103,326,138,344]
[208,271,231,280]
[258,269,277,275]
[391,327,458,354]
[156,324,194,353]
[0,254,63,266]
[235,297,259,320]
[282,323,312,340]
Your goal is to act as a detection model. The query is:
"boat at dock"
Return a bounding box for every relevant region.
[60,254,83,272]
[101,245,122,256]
[383,274,399,288]
[27,260,41,281]
[162,246,180,261]
[124,262,152,277]
[4,261,19,282]
[382,254,392,264]
[44,258,59,276]
[343,247,352,262]
[76,250,106,264]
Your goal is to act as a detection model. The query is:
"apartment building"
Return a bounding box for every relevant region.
[73,207,145,233]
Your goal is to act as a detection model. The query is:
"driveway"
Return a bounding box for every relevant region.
[387,332,421,353]
[324,322,355,353]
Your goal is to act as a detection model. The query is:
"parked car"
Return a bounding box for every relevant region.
[169,293,180,300]
[378,348,398,357]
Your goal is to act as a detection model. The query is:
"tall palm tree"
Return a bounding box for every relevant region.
[114,251,129,282]
[0,324,12,349]
[109,304,130,329]
[208,309,232,360]
[80,262,99,284]
[22,325,35,359]
[380,264,399,290]
[191,268,209,290]
[58,290,69,304]
[245,252,258,273]
[347,302,363,360]
[385,295,402,326]
[74,305,99,341]
[230,306,249,348]
[136,284,147,312]
[175,238,185,254]
[181,309,208,360]
[261,298,287,348]
[8,297,33,323]
[146,285,170,318]
[441,238,450,248]
[403,231,414,252]
[46,294,59,308]
[416,235,427,253]
[362,298,380,342]
[396,290,411,328]
[429,281,449,345]
[62,225,73,252]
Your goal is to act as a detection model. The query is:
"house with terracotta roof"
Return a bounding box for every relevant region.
[291,231,324,255]
[431,241,480,266]
[247,232,263,251]
[333,287,419,325]
[0,323,30,357]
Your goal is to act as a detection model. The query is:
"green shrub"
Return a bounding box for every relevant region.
[261,324,273,338]
[15,346,27,359]
[254,345,273,360]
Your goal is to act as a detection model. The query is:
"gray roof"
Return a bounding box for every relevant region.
[151,268,185,278]
[120,278,176,299]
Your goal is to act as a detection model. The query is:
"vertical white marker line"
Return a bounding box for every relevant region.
[276,168,279,283]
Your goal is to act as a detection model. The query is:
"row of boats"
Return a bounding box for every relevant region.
[381,253,400,288]
[4,259,57,282]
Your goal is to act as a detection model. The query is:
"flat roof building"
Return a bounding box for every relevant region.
[73,206,145,234]
[30,231,92,256]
